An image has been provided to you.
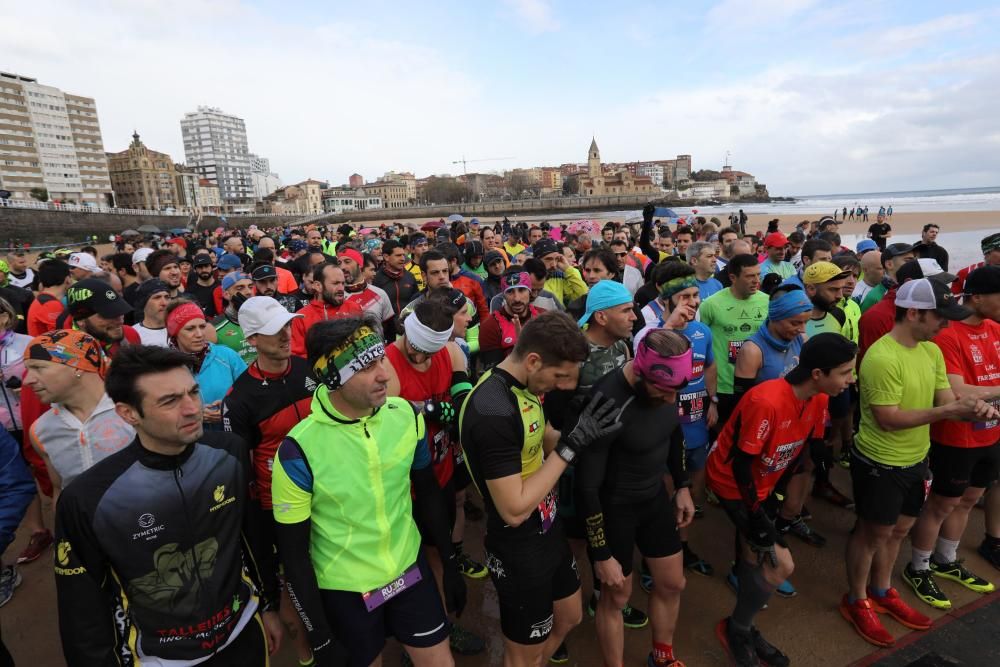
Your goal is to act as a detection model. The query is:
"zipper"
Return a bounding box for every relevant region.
[172,463,218,657]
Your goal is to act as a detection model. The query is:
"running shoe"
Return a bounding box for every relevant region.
[0,565,22,608]
[586,594,649,628]
[751,625,790,667]
[456,552,488,580]
[775,579,797,598]
[868,586,933,629]
[811,480,854,509]
[837,449,851,469]
[779,516,827,547]
[901,564,950,610]
[839,595,895,647]
[646,653,686,667]
[930,559,996,593]
[549,641,569,664]
[683,546,714,577]
[16,529,53,564]
[449,625,485,655]
[715,618,758,667]
[977,538,1000,571]
[463,498,484,521]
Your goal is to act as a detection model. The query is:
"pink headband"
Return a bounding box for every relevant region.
[633,336,694,391]
[167,302,205,339]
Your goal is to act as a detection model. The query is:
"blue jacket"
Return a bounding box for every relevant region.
[198,343,248,407]
[1,428,36,554]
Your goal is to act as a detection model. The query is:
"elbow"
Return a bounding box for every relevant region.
[497,507,531,528]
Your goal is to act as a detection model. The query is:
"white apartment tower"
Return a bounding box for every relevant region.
[180,106,253,209]
[0,71,113,205]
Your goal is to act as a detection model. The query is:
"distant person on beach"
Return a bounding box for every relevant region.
[843,207,848,220]
[862,206,869,222]
[738,209,748,236]
[848,205,856,221]
[887,205,893,217]
[867,218,892,251]
[912,223,949,271]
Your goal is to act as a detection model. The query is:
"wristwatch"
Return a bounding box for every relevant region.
[710,395,719,404]
[555,443,576,465]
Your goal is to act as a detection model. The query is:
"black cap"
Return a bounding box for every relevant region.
[66,278,133,320]
[252,264,278,281]
[193,254,213,268]
[464,240,484,258]
[539,221,551,231]
[532,239,560,259]
[134,279,169,312]
[881,242,914,262]
[484,250,504,266]
[784,333,858,385]
[964,265,1000,295]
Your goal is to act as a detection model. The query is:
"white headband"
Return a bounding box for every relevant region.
[404,314,453,354]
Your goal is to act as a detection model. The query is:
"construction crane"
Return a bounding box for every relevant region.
[452,156,515,175]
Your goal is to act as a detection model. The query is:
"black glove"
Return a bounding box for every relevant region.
[556,392,622,465]
[442,555,468,617]
[746,507,785,568]
[642,203,656,224]
[423,399,456,425]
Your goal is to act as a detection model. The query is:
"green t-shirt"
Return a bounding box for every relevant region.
[860,283,887,313]
[213,314,257,365]
[857,334,950,466]
[806,309,847,339]
[699,288,768,394]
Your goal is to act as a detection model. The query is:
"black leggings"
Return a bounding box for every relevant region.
[201,615,268,667]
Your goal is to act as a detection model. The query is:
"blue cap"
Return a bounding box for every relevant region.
[218,254,242,271]
[221,271,250,291]
[856,239,878,254]
[288,239,308,253]
[578,280,633,326]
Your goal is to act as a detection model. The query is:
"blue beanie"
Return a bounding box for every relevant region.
[768,287,812,321]
[578,280,633,326]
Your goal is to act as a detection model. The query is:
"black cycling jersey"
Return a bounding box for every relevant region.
[54,432,277,666]
[576,367,688,561]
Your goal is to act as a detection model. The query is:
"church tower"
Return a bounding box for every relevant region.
[588,137,601,178]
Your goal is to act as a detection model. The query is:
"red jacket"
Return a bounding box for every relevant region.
[290,298,364,357]
[858,286,897,368]
[452,271,489,324]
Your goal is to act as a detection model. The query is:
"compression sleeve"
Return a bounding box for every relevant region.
[733,375,758,397]
[667,427,690,490]
[235,437,278,611]
[731,447,760,512]
[639,211,658,265]
[575,399,614,562]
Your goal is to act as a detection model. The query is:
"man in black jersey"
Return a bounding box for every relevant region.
[459,310,621,667]
[579,328,695,667]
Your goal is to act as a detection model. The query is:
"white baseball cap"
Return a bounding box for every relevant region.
[237,296,302,337]
[914,258,957,284]
[896,278,972,320]
[132,247,154,265]
[68,252,99,273]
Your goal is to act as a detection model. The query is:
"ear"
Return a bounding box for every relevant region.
[115,402,141,427]
[524,352,543,374]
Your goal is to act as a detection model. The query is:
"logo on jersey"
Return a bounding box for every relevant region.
[971,344,984,364]
[210,485,236,512]
[138,513,156,529]
[57,540,72,566]
[304,377,318,392]
[756,419,770,441]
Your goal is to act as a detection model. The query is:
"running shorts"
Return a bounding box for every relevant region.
[600,487,683,576]
[320,553,449,666]
[685,442,711,473]
[416,478,456,545]
[929,441,1000,498]
[850,450,927,525]
[484,522,580,645]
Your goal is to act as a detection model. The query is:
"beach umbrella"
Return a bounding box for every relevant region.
[446,214,464,223]
[170,227,189,235]
[360,227,376,235]
[121,229,140,237]
[421,220,444,231]
[566,219,600,236]
[137,224,161,233]
[653,207,677,218]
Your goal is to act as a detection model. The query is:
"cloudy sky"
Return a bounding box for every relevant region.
[6,0,999,195]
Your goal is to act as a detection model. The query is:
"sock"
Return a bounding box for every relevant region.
[911,547,932,572]
[871,587,890,598]
[933,537,960,565]
[452,540,463,558]
[731,559,776,632]
[651,641,675,664]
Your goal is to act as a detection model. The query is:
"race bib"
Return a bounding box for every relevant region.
[678,389,708,424]
[537,489,558,534]
[727,340,745,364]
[973,399,1000,432]
[361,562,422,612]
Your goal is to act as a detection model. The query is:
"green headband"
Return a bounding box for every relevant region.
[659,275,698,301]
[312,326,385,390]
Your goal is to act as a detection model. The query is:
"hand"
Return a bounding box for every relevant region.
[642,203,656,224]
[260,610,283,656]
[442,556,468,617]
[423,399,456,425]
[745,508,783,568]
[707,401,719,429]
[952,396,999,421]
[674,487,695,529]
[557,392,623,464]
[554,252,569,271]
[203,401,222,423]
[663,303,696,329]
[512,315,522,335]
[594,556,626,589]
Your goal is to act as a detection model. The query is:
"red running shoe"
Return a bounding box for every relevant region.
[839,595,895,647]
[16,529,53,564]
[868,587,932,630]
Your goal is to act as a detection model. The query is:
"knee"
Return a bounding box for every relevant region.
[601,583,632,610]
[653,571,686,597]
[956,491,982,512]
[927,494,961,518]
[889,523,913,542]
[555,606,582,634]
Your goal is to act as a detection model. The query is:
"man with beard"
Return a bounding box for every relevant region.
[252,247,298,294]
[213,271,258,365]
[578,329,695,667]
[184,254,220,317]
[59,278,140,355]
[480,268,539,369]
[290,262,363,357]
[373,239,418,318]
[143,249,184,299]
[131,279,171,347]
[338,247,396,339]
[252,264,306,314]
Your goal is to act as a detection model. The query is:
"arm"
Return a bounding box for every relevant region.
[639,204,658,262]
[464,302,480,355]
[472,283,489,324]
[576,418,614,562]
[946,373,1000,402]
[666,426,690,490]
[733,340,763,398]
[235,437,278,614]
[870,390,995,431]
[486,457,569,528]
[0,430,35,554]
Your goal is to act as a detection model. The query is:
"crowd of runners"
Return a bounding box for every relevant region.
[0,206,998,667]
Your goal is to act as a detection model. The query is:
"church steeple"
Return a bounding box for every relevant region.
[588,136,601,178]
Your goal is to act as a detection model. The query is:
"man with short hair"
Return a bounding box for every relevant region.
[903,265,1000,609]
[867,217,892,251]
[213,271,257,364]
[27,260,72,337]
[532,239,588,308]
[131,279,170,347]
[673,226,694,259]
[55,344,282,665]
[338,247,396,339]
[144,249,183,298]
[782,239,833,290]
[913,223,949,271]
[59,278,141,356]
[610,240,644,295]
[759,233,795,280]
[860,243,916,313]
[6,250,34,290]
[480,269,540,368]
[290,262,364,357]
[687,241,723,300]
[716,228,740,273]
[952,232,1000,296]
[852,249,885,304]
[373,239,418,317]
[184,254,220,317]
[843,278,998,647]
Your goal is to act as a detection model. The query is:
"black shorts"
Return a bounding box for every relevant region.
[320,553,449,666]
[601,488,682,576]
[828,386,852,419]
[485,523,580,645]
[202,613,267,666]
[929,441,1000,498]
[719,497,752,535]
[416,478,456,544]
[452,445,472,491]
[850,450,927,525]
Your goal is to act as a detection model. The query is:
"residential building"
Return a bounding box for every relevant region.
[0,71,113,206]
[198,178,222,212]
[248,153,282,199]
[175,166,201,211]
[321,187,383,214]
[540,168,563,195]
[578,138,656,197]
[261,179,327,215]
[721,165,757,197]
[637,163,665,188]
[686,178,731,200]
[378,171,417,203]
[349,173,364,188]
[361,181,407,209]
[180,106,253,210]
[106,131,180,210]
